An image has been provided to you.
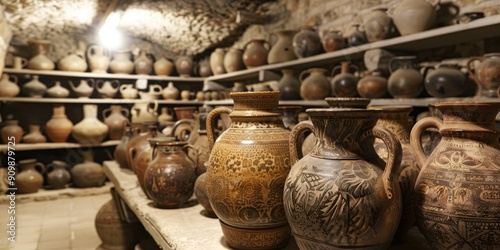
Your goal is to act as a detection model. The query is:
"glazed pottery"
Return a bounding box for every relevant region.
[347,24,368,47]
[0,73,20,97]
[47,81,70,98]
[134,50,154,75]
[45,104,73,142]
[321,29,344,52]
[175,56,194,77]
[268,29,297,64]
[72,151,106,188]
[285,108,402,249]
[110,50,134,74]
[22,75,47,97]
[15,159,45,194]
[144,140,198,208]
[22,124,46,143]
[1,119,23,144]
[299,68,331,100]
[277,69,300,100]
[242,39,270,68]
[162,82,179,100]
[357,71,388,98]
[69,79,95,98]
[154,57,174,76]
[223,48,244,73]
[126,124,163,173]
[103,105,130,140]
[119,84,138,99]
[114,123,138,170]
[87,44,110,73]
[95,199,141,249]
[206,91,292,249]
[96,80,120,99]
[194,172,216,217]
[434,2,460,27]
[138,84,162,100]
[210,48,227,75]
[293,26,324,58]
[467,53,500,97]
[131,101,158,124]
[410,102,500,250]
[58,42,87,72]
[46,160,71,189]
[424,63,466,98]
[72,104,109,144]
[364,8,392,42]
[388,56,423,98]
[27,39,55,70]
[391,0,438,35]
[330,61,359,97]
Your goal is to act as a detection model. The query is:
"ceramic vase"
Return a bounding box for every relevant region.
[58,41,88,72]
[210,48,227,75]
[47,81,70,98]
[364,8,392,42]
[299,68,331,100]
[1,119,23,144]
[357,71,388,99]
[388,56,423,98]
[15,159,45,194]
[27,39,55,70]
[467,53,500,97]
[110,50,134,74]
[72,104,109,144]
[321,29,344,52]
[114,123,138,170]
[424,63,466,98]
[242,39,270,69]
[22,124,47,143]
[69,79,95,98]
[131,101,158,124]
[46,160,71,189]
[95,199,141,249]
[45,104,73,142]
[87,44,110,73]
[293,26,324,58]
[330,61,359,97]
[126,124,163,174]
[154,57,174,76]
[103,105,130,140]
[22,75,47,98]
[391,0,438,35]
[134,50,154,75]
[162,82,179,100]
[175,56,194,77]
[0,73,20,97]
[223,48,244,73]
[268,29,297,64]
[194,172,216,217]
[277,69,301,100]
[71,151,106,188]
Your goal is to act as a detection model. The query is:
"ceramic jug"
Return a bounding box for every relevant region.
[206,91,292,249]
[158,107,174,124]
[110,49,134,74]
[126,124,161,173]
[131,101,158,124]
[45,104,73,142]
[22,75,47,98]
[194,172,216,217]
[268,29,298,64]
[58,41,87,72]
[321,29,344,52]
[27,39,55,70]
[388,56,423,98]
[242,39,270,69]
[87,44,110,73]
[69,79,95,98]
[410,101,500,250]
[22,124,46,143]
[103,105,130,140]
[293,26,324,58]
[467,53,500,97]
[134,50,154,75]
[330,61,359,97]
[72,104,109,144]
[299,68,331,100]
[153,57,174,76]
[357,71,388,99]
[114,122,138,170]
[423,63,466,98]
[347,24,368,47]
[1,119,23,144]
[285,108,402,249]
[138,84,162,100]
[210,48,226,75]
[0,73,20,97]
[16,159,45,194]
[71,151,106,188]
[47,81,70,98]
[96,80,119,98]
[277,69,300,100]
[390,0,438,35]
[46,160,71,189]
[119,84,138,99]
[364,8,392,42]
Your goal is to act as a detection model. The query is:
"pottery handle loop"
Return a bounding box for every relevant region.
[111,80,120,89]
[86,45,97,60]
[184,144,199,173]
[206,107,232,151]
[34,162,46,174]
[150,84,163,94]
[102,107,111,119]
[148,100,158,114]
[121,107,130,118]
[466,57,483,86]
[371,126,402,200]
[96,79,104,89]
[171,119,193,141]
[388,57,402,74]
[263,40,272,50]
[9,75,18,84]
[68,80,76,90]
[151,143,159,163]
[289,120,314,164]
[410,116,443,169]
[298,69,311,83]
[331,65,342,77]
[87,78,96,89]
[128,147,137,172]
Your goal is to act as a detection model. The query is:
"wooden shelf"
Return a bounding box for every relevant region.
[0,140,120,152]
[0,97,204,105]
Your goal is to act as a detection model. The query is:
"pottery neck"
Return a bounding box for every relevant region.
[82,104,98,119]
[52,104,67,118]
[28,124,42,134]
[228,91,283,123]
[372,106,412,143]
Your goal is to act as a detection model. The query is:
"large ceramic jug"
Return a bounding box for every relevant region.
[410,101,500,250]
[103,105,129,140]
[299,68,331,100]
[285,108,402,249]
[72,151,106,188]
[110,49,134,74]
[277,69,301,100]
[0,73,20,97]
[72,104,109,144]
[58,41,87,72]
[130,101,158,124]
[175,56,194,77]
[268,29,297,64]
[87,44,110,73]
[126,124,163,174]
[27,39,55,70]
[467,53,500,97]
[153,57,174,76]
[321,29,344,52]
[388,56,423,98]
[45,104,73,142]
[46,160,71,190]
[16,159,45,194]
[223,48,244,73]
[242,39,270,69]
[69,79,95,98]
[364,8,392,42]
[206,91,292,249]
[390,0,439,35]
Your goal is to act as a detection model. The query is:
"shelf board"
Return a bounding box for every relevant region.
[0,140,120,152]
[0,97,204,105]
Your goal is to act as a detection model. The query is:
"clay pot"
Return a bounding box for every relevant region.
[242,39,270,69]
[134,50,154,75]
[46,160,71,189]
[347,24,368,47]
[223,48,244,73]
[277,69,300,100]
[95,199,141,250]
[158,107,174,125]
[209,48,226,75]
[424,63,466,98]
[45,104,73,142]
[71,151,106,188]
[268,29,297,64]
[364,8,392,42]
[293,26,324,58]
[197,58,212,77]
[72,104,109,144]
[1,120,23,144]
[0,73,20,97]
[435,2,460,27]
[388,56,423,98]
[126,124,163,174]
[467,53,500,97]
[286,108,402,249]
[410,101,500,250]
[194,172,217,218]
[114,123,138,170]
[299,68,331,100]
[206,91,291,249]
[330,61,359,97]
[58,42,88,72]
[47,81,70,98]
[69,79,95,98]
[22,75,47,98]
[15,159,45,194]
[103,105,130,140]
[119,84,138,99]
[175,56,194,77]
[321,29,344,52]
[87,44,110,73]
[130,101,158,124]
[154,57,174,76]
[138,84,162,100]
[96,80,120,99]
[144,140,198,208]
[357,71,388,98]
[162,82,179,100]
[22,124,47,143]
[27,39,55,70]
[391,0,438,35]
[110,50,134,74]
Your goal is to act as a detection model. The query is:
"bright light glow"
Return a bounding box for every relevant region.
[99,12,123,50]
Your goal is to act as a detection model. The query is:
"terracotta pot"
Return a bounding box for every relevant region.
[242,39,270,69]
[357,71,388,98]
[194,172,217,218]
[347,24,368,47]
[223,48,244,73]
[45,104,73,142]
[0,73,20,97]
[130,101,158,124]
[330,61,359,97]
[69,79,95,98]
[299,68,331,100]
[410,101,500,250]
[364,8,392,42]
[95,199,141,249]
[22,124,47,143]
[467,53,500,97]
[175,56,194,77]
[162,82,179,100]
[15,159,45,194]
[1,119,23,144]
[114,123,138,170]
[103,105,130,140]
[268,29,297,64]
[321,29,344,52]
[47,81,70,98]
[72,104,109,144]
[388,56,423,98]
[71,151,106,188]
[206,91,292,249]
[390,0,438,35]
[424,63,466,98]
[154,57,174,76]
[286,108,402,249]
[127,124,164,174]
[110,50,134,74]
[87,44,110,73]
[22,75,47,98]
[27,39,55,70]
[134,50,153,75]
[58,42,88,72]
[46,160,71,189]
[293,26,324,58]
[277,69,300,100]
[144,140,198,208]
[210,48,227,75]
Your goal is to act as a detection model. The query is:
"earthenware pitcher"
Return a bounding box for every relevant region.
[16,159,45,194]
[87,44,110,73]
[410,101,500,250]
[46,160,71,189]
[110,49,134,74]
[130,101,158,124]
[285,108,402,249]
[71,151,106,188]
[71,104,109,144]
[467,53,500,97]
[0,73,20,97]
[58,41,87,72]
[268,29,297,64]
[206,91,292,249]
[299,68,331,100]
[242,39,270,68]
[27,39,55,70]
[103,105,129,140]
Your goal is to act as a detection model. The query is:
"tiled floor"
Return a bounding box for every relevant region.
[0,192,111,250]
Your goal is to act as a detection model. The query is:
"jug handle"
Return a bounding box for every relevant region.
[86,45,102,59]
[87,78,96,89]
[34,162,46,174]
[361,126,402,200]
[150,84,163,94]
[111,80,120,89]
[206,107,232,151]
[183,144,199,174]
[298,69,312,82]
[171,119,193,141]
[410,116,443,169]
[289,120,314,164]
[147,100,159,115]
[128,147,138,173]
[68,80,77,90]
[331,65,342,77]
[95,79,104,90]
[466,57,483,86]
[119,84,130,92]
[102,107,111,119]
[388,57,400,74]
[9,75,18,84]
[121,107,130,119]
